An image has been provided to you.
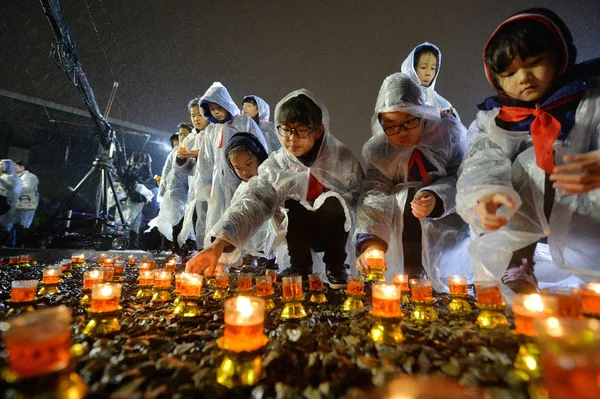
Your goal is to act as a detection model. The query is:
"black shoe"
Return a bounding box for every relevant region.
[326,264,348,289]
[276,266,309,283]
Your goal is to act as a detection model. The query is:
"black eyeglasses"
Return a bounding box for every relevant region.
[382,117,422,136]
[277,124,318,139]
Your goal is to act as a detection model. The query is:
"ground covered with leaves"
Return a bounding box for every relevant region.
[0,261,529,399]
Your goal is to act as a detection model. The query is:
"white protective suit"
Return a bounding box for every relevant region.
[401,42,460,120]
[210,89,364,276]
[243,95,281,153]
[356,73,472,292]
[15,169,39,228]
[456,90,600,293]
[195,82,268,249]
[109,182,154,233]
[0,160,23,230]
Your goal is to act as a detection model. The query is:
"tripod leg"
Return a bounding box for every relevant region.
[106,171,126,226]
[52,164,99,219]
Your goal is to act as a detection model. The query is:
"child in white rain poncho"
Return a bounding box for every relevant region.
[173,97,210,249]
[186,90,363,288]
[456,8,600,296]
[147,123,193,250]
[355,73,472,292]
[401,42,460,120]
[194,82,268,249]
[241,95,281,153]
[0,159,23,234]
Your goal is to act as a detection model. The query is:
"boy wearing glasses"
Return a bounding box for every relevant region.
[186,89,363,288]
[355,73,472,292]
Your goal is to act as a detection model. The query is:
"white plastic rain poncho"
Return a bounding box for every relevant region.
[209,89,363,274]
[0,160,23,230]
[109,182,154,233]
[356,73,472,292]
[401,42,460,120]
[15,169,39,228]
[243,95,281,153]
[194,82,268,249]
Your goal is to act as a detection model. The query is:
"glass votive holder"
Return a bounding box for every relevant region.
[83,270,103,290]
[216,273,230,288]
[221,296,268,352]
[180,273,203,297]
[104,257,116,268]
[128,255,137,266]
[265,269,278,281]
[165,258,177,273]
[9,255,20,266]
[474,280,508,329]
[347,274,366,296]
[1,306,72,379]
[41,267,61,285]
[102,267,115,282]
[90,283,122,313]
[393,274,409,291]
[154,270,172,288]
[256,276,274,296]
[580,283,600,317]
[18,254,30,267]
[540,287,581,318]
[512,294,559,337]
[237,273,253,293]
[11,280,38,303]
[281,275,303,299]
[447,276,468,296]
[371,284,403,318]
[475,281,504,306]
[174,272,185,293]
[409,279,434,302]
[308,273,325,291]
[113,260,125,275]
[139,270,154,286]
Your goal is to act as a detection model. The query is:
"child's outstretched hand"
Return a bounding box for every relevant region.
[185,239,229,275]
[475,193,515,230]
[550,153,600,195]
[411,191,436,219]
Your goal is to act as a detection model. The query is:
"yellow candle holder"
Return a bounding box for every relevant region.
[172,295,202,318]
[370,316,405,345]
[400,290,411,306]
[512,339,541,382]
[6,300,37,318]
[18,256,30,268]
[1,369,88,398]
[309,289,327,304]
[448,294,472,314]
[410,299,438,322]
[136,286,154,300]
[37,282,60,296]
[256,294,275,311]
[364,249,386,282]
[343,292,365,312]
[71,256,85,268]
[212,287,229,301]
[366,268,386,282]
[216,342,266,388]
[80,288,92,306]
[475,303,509,329]
[82,308,121,336]
[151,287,172,304]
[281,295,307,319]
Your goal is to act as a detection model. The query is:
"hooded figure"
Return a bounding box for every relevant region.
[401,42,460,120]
[0,159,23,230]
[456,8,600,297]
[184,82,268,249]
[242,95,281,153]
[209,89,363,280]
[356,73,471,292]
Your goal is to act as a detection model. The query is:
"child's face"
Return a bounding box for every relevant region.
[416,52,437,87]
[171,138,180,148]
[178,127,190,142]
[229,151,259,181]
[497,52,557,102]
[242,102,259,119]
[380,111,425,147]
[190,106,208,130]
[208,103,229,121]
[278,121,324,158]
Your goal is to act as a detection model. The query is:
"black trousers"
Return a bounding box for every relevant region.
[284,196,348,271]
[172,216,184,252]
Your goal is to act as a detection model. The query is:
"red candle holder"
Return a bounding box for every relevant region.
[281,276,306,319]
[364,248,386,282]
[151,270,173,303]
[9,255,19,267]
[82,270,104,306]
[104,257,116,268]
[18,254,30,267]
[308,273,327,304]
[84,284,122,336]
[136,270,154,300]
[475,281,508,329]
[8,280,38,316]
[60,259,72,278]
[165,258,177,273]
[447,275,471,314]
[255,276,275,310]
[38,267,61,296]
[237,273,253,294]
[343,275,366,312]
[213,273,230,300]
[98,254,106,266]
[393,273,411,306]
[128,255,137,266]
[370,284,405,345]
[540,287,581,318]
[580,283,600,318]
[102,266,115,282]
[409,279,437,322]
[173,273,204,318]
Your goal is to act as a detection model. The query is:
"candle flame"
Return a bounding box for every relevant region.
[393,274,408,283]
[100,285,113,296]
[47,269,56,275]
[90,270,100,278]
[524,294,545,312]
[545,317,564,337]
[142,270,152,277]
[590,283,600,294]
[449,275,465,284]
[366,248,384,258]
[236,296,254,318]
[380,285,397,297]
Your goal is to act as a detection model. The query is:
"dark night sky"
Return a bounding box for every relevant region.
[1,0,599,156]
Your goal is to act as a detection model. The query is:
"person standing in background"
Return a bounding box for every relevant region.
[12,160,39,248]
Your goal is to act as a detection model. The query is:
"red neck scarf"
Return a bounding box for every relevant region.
[407,149,432,184]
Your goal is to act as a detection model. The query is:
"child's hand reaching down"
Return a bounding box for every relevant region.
[411,191,436,219]
[475,193,515,230]
[550,153,600,195]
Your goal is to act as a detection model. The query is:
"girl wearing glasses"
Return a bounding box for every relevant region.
[355,73,473,293]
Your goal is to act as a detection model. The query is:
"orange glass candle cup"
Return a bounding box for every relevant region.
[475,281,504,306]
[90,283,122,313]
[221,296,268,352]
[512,294,559,337]
[104,257,116,267]
[98,254,106,266]
[255,276,274,296]
[154,270,172,288]
[282,275,303,299]
[238,273,254,293]
[2,306,72,379]
[139,270,154,286]
[165,258,177,273]
[409,279,434,302]
[265,269,278,281]
[9,255,20,266]
[83,270,104,290]
[11,280,38,302]
[128,255,137,266]
[580,283,600,317]
[42,267,61,285]
[114,260,125,275]
[371,284,403,318]
[60,259,71,272]
[179,144,187,154]
[347,274,366,296]
[535,317,600,399]
[448,276,468,296]
[308,273,325,291]
[393,273,409,291]
[174,272,184,293]
[541,287,581,318]
[180,273,203,297]
[71,254,85,266]
[364,248,386,281]
[19,254,30,267]
[102,267,115,282]
[216,273,230,288]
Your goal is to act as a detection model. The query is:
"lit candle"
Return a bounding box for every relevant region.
[409,279,434,302]
[238,273,253,292]
[154,270,172,288]
[541,287,581,318]
[139,261,151,272]
[29,255,37,264]
[265,269,278,281]
[255,276,274,296]
[216,273,230,288]
[174,272,184,293]
[114,260,125,275]
[308,273,325,291]
[104,257,116,267]
[165,258,177,273]
[128,255,137,266]
[83,270,104,289]
[512,294,559,337]
[347,274,365,295]
[90,283,121,313]
[102,267,115,282]
[19,254,30,266]
[365,248,386,272]
[139,270,154,286]
[393,274,409,291]
[60,259,71,273]
[222,296,267,352]
[41,267,60,285]
[281,276,303,299]
[580,283,600,316]
[98,253,106,266]
[447,275,468,295]
[475,281,503,306]
[179,144,187,153]
[180,273,203,296]
[78,254,85,263]
[2,306,72,379]
[371,284,403,318]
[9,255,19,266]
[11,280,38,302]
